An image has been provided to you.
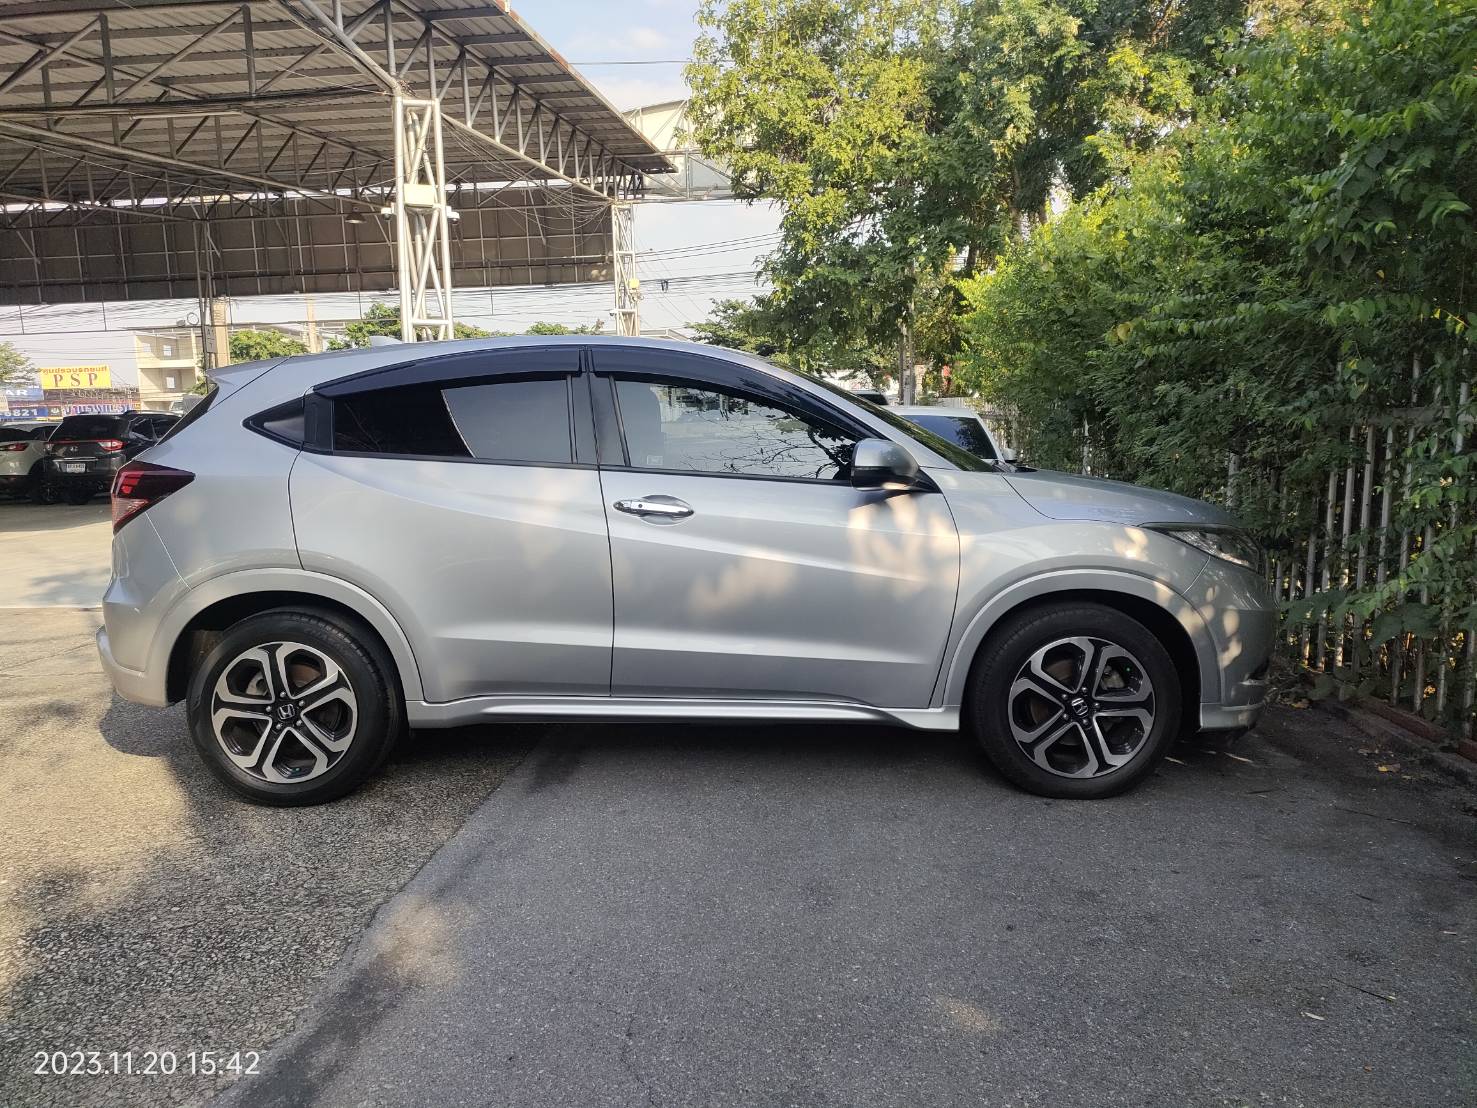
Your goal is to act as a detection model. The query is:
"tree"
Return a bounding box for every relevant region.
[687,0,1252,366]
[229,329,308,363]
[956,0,1477,697]
[523,320,605,335]
[691,297,896,384]
[325,304,604,348]
[327,302,503,349]
[0,340,33,387]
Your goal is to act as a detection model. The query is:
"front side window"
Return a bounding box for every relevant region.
[613,378,856,481]
[332,377,572,464]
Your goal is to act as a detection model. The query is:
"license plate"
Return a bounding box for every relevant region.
[60,462,87,474]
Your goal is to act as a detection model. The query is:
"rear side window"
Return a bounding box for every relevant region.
[332,378,572,464]
[54,415,126,440]
[0,428,29,443]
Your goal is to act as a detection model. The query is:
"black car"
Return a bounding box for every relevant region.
[43,411,179,504]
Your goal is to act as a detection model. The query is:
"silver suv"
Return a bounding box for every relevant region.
[97,337,1273,805]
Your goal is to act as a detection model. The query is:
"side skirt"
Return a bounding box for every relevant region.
[406,696,960,732]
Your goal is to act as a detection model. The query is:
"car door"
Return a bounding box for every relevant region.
[290,346,613,703]
[590,346,960,708]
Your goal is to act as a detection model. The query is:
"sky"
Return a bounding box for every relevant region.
[1,0,783,370]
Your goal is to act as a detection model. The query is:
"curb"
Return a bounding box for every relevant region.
[1321,699,1477,788]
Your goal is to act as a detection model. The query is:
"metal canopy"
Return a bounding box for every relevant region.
[0,0,670,336]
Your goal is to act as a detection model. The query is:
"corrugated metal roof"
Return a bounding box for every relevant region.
[0,0,671,208]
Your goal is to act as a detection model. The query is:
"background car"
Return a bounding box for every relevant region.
[44,411,179,504]
[892,405,1019,467]
[849,387,890,406]
[0,421,57,502]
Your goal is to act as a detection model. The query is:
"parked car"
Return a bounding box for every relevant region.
[0,421,58,502]
[850,387,890,406]
[97,338,1273,806]
[892,405,1018,466]
[44,411,179,504]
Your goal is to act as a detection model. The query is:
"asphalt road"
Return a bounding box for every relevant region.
[0,607,530,1108]
[218,710,1476,1108]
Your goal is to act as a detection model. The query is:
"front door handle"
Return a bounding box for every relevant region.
[614,495,694,520]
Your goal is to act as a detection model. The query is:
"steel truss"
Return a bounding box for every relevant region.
[0,1,667,327]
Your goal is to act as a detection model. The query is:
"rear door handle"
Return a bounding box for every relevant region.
[614,495,693,520]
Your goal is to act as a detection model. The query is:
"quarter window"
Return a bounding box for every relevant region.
[613,378,855,480]
[332,377,572,464]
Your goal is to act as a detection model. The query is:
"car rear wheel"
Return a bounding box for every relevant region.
[967,602,1180,799]
[186,609,402,805]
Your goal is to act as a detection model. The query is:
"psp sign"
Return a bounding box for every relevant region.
[39,365,111,390]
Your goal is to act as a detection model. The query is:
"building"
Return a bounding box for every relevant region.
[133,330,202,412]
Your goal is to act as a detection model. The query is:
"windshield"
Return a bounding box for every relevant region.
[802,374,996,471]
[54,414,127,440]
[903,413,997,460]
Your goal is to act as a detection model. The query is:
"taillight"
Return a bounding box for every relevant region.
[97,438,125,452]
[111,461,193,533]
[1,442,27,452]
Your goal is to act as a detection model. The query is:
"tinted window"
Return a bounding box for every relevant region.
[0,428,29,443]
[333,378,572,464]
[54,415,127,440]
[248,397,306,446]
[614,378,855,480]
[906,413,997,459]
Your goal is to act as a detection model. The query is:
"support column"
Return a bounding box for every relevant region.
[207,296,230,372]
[393,95,455,342]
[612,202,640,337]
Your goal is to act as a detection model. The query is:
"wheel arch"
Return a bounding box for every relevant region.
[938,571,1215,730]
[157,570,424,705]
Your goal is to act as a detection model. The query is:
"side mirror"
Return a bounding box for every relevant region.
[1001,446,1019,464]
[851,437,922,490]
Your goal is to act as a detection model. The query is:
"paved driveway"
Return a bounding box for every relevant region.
[0,500,111,606]
[221,711,1475,1108]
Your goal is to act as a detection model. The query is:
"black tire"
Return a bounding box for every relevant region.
[63,487,93,504]
[186,608,403,805]
[966,601,1181,799]
[28,480,57,504]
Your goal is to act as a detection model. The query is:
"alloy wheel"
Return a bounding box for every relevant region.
[1006,635,1156,779]
[210,641,358,784]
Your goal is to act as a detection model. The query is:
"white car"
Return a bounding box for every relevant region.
[891,405,1018,466]
[0,421,57,501]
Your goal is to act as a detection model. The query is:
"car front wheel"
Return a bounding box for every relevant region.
[186,609,402,805]
[967,601,1180,799]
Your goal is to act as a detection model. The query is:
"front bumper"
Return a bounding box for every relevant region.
[1184,555,1276,734]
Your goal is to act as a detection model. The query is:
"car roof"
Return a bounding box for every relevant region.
[218,336,967,472]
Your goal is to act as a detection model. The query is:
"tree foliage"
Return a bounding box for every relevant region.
[229,329,308,363]
[326,303,603,348]
[688,0,1250,359]
[957,0,1476,674]
[0,340,33,387]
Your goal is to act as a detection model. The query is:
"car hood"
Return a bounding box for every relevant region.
[1002,469,1237,527]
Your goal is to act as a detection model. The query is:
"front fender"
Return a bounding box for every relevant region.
[933,567,1219,711]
